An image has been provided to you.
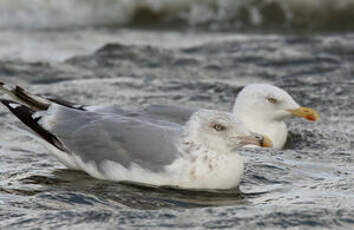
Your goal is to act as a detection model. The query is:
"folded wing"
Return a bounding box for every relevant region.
[2,100,182,172]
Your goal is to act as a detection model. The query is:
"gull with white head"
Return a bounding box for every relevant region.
[233,84,319,148]
[0,81,272,190]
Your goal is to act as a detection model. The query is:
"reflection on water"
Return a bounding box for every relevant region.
[15,169,249,210]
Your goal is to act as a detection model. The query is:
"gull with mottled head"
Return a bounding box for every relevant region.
[0,81,271,190]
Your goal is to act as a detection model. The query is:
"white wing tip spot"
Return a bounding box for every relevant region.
[8,103,21,109]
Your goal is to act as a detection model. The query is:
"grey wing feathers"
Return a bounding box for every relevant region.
[86,104,197,126]
[85,104,126,114]
[47,106,182,172]
[142,104,197,125]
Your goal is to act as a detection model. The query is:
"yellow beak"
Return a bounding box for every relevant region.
[261,135,273,148]
[288,107,319,121]
[239,134,273,148]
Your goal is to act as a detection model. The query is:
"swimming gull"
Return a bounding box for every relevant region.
[0,82,272,190]
[232,84,319,148]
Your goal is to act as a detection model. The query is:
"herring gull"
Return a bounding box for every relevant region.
[232,84,319,148]
[0,82,271,190]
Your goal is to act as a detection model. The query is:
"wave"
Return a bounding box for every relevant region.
[1,0,354,31]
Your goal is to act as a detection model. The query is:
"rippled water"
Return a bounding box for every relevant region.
[0,24,354,230]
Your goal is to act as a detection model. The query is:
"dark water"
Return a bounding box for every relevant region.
[0,1,354,229]
[0,32,353,229]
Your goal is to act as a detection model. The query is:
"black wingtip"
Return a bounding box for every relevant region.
[1,99,67,152]
[13,86,49,111]
[1,81,85,111]
[47,97,86,111]
[1,99,34,112]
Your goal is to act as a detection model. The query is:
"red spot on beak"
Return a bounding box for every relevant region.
[306,115,316,121]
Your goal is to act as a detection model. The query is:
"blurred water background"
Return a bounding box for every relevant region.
[0,0,354,229]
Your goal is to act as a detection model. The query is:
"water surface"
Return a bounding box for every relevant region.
[0,1,354,229]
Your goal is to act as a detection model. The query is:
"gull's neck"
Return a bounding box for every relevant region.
[181,129,229,158]
[236,112,288,149]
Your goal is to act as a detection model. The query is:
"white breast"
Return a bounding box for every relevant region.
[166,151,244,190]
[243,117,288,149]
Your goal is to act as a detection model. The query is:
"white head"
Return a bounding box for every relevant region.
[233,84,319,122]
[184,109,270,154]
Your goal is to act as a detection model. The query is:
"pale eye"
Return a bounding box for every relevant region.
[213,124,226,131]
[267,97,278,104]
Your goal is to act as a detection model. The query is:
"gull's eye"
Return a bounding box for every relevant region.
[213,124,226,131]
[267,97,278,104]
